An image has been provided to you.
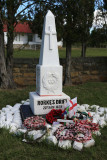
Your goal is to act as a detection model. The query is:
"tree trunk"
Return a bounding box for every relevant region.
[0,13,12,88]
[64,42,72,86]
[5,2,16,89]
[6,25,16,88]
[81,42,86,57]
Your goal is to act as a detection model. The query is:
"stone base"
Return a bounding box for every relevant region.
[29,92,70,115]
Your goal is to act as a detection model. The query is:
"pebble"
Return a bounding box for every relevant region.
[28,130,45,140]
[73,141,83,151]
[84,139,95,148]
[46,135,58,145]
[58,140,71,149]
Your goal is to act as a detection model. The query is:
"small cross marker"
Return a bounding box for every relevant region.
[45,25,56,50]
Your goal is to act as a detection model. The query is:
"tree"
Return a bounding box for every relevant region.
[53,0,81,85]
[77,0,95,57]
[29,0,53,38]
[103,0,107,10]
[89,27,107,47]
[0,0,37,88]
[52,0,95,84]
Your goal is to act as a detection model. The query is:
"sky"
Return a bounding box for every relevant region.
[92,9,107,29]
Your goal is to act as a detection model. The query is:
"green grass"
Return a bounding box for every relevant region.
[0,82,107,160]
[13,47,107,58]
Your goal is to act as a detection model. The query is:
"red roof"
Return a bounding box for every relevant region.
[3,22,32,33]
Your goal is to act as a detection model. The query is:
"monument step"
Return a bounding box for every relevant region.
[20,105,34,121]
[20,105,46,121]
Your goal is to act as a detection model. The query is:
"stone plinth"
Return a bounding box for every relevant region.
[30,92,70,115]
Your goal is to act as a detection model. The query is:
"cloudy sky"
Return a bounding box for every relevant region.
[92,9,107,29]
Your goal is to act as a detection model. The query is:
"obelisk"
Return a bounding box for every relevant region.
[36,10,62,96]
[29,11,70,115]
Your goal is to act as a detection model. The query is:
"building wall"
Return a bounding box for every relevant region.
[13,57,107,86]
[4,32,62,48]
[14,33,28,44]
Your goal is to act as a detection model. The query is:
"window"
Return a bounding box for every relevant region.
[28,34,33,42]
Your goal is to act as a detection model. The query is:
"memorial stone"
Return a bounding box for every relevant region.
[30,10,70,115]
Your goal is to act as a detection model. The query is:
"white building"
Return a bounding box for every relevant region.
[3,22,63,50]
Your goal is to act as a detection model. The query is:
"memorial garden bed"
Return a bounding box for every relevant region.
[0,82,107,160]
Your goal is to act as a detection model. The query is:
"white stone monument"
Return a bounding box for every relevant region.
[30,10,70,115]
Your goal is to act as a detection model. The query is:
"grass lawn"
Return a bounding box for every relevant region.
[13,47,107,58]
[0,82,107,160]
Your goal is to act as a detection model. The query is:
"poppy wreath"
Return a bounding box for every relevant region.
[54,120,99,142]
[24,116,46,129]
[46,109,64,124]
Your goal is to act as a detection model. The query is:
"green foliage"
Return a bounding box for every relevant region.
[89,27,107,47]
[77,0,95,43]
[30,0,52,38]
[103,0,107,10]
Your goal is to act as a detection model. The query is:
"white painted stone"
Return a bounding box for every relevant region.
[30,92,70,115]
[46,135,57,145]
[16,128,27,135]
[50,124,63,135]
[26,99,30,102]
[9,126,18,133]
[6,105,13,110]
[28,130,45,140]
[94,114,100,122]
[0,115,5,122]
[98,111,104,116]
[93,130,101,136]
[0,121,5,128]
[99,107,105,112]
[77,105,86,112]
[46,123,52,130]
[91,105,100,110]
[5,113,13,123]
[21,100,25,104]
[81,104,90,110]
[73,141,83,151]
[99,120,106,128]
[105,114,107,121]
[22,139,27,143]
[84,139,95,148]
[77,104,80,109]
[92,118,98,124]
[90,112,96,117]
[104,108,107,113]
[58,140,72,149]
[9,122,19,129]
[0,111,5,117]
[12,103,21,113]
[12,111,22,128]
[2,121,11,129]
[2,107,10,113]
[23,101,30,105]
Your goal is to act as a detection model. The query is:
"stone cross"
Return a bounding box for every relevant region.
[45,25,56,50]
